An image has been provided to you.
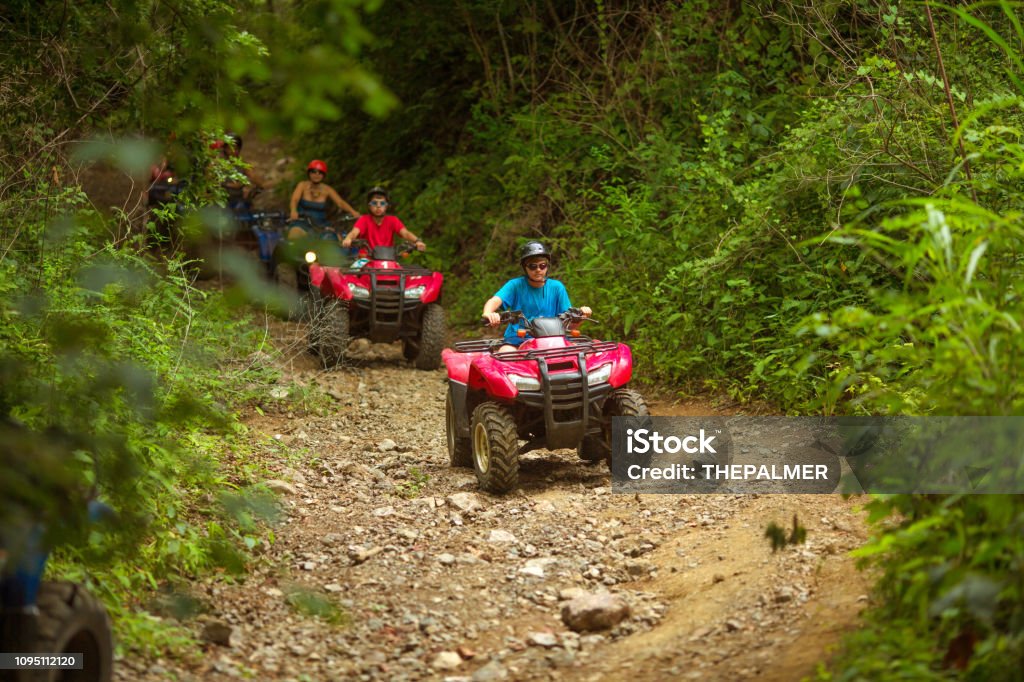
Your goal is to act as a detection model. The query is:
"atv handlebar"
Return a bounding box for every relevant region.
[347,238,418,258]
[480,310,524,327]
[480,308,596,329]
[250,210,286,222]
[559,307,597,324]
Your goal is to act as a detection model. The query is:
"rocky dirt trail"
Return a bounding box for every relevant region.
[117,315,871,682]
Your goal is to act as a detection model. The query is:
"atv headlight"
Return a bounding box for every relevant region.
[510,374,541,391]
[304,251,318,264]
[347,283,370,300]
[403,285,426,299]
[587,363,613,386]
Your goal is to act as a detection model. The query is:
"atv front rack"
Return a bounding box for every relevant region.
[491,340,619,362]
[342,267,439,342]
[452,339,505,353]
[344,266,435,277]
[450,338,619,358]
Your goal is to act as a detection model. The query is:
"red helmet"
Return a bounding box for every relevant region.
[307,159,328,175]
[209,140,226,150]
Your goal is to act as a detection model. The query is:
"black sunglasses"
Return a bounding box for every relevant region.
[526,262,549,271]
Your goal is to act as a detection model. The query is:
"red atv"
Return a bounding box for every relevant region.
[306,240,446,369]
[442,308,649,493]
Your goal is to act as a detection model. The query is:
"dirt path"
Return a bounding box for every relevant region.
[115,315,870,682]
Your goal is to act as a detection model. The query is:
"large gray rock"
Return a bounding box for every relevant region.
[560,592,631,632]
[265,479,298,496]
[430,650,462,670]
[487,529,517,543]
[201,620,242,647]
[447,492,485,513]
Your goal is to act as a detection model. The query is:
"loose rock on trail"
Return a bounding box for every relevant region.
[117,315,870,682]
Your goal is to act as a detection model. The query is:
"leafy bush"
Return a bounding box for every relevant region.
[0,192,280,653]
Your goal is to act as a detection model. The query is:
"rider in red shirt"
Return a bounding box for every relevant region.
[341,187,427,251]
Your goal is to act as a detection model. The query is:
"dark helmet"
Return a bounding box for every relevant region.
[307,159,328,175]
[367,186,389,202]
[519,241,550,266]
[226,132,242,151]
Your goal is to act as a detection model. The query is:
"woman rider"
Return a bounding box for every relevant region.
[287,160,360,239]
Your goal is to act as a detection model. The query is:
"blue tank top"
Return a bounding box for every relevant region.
[298,198,328,226]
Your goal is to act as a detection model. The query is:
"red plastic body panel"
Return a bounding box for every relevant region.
[312,261,442,302]
[442,335,634,400]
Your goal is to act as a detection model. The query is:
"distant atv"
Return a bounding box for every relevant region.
[307,239,446,370]
[238,208,286,275]
[1,517,114,682]
[442,309,649,493]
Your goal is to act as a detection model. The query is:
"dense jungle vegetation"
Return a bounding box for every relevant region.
[2,0,1023,677]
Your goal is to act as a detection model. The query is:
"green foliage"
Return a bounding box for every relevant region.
[822,495,1024,679]
[764,514,808,552]
[0,186,279,653]
[397,466,430,499]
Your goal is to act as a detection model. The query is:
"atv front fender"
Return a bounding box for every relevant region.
[442,348,473,383]
[467,354,523,401]
[309,263,327,289]
[608,343,634,389]
[418,273,444,304]
[313,266,352,299]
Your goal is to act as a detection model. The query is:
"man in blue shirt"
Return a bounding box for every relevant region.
[482,241,592,351]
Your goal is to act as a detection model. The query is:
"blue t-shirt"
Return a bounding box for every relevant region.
[493,277,572,345]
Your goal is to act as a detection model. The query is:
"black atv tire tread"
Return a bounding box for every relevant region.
[306,287,325,356]
[577,435,607,462]
[607,389,648,419]
[414,304,446,370]
[317,302,350,368]
[471,402,519,493]
[33,581,113,682]
[603,389,650,472]
[446,387,473,468]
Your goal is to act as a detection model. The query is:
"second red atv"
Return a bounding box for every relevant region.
[442,309,649,493]
[307,240,446,369]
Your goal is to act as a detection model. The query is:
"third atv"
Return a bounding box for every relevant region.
[307,239,446,370]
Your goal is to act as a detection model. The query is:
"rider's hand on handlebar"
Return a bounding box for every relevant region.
[415,239,426,252]
[580,306,592,317]
[484,312,502,327]
[341,238,352,248]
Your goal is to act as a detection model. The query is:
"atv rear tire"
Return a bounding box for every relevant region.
[414,303,446,370]
[471,402,519,493]
[446,386,473,468]
[31,581,113,682]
